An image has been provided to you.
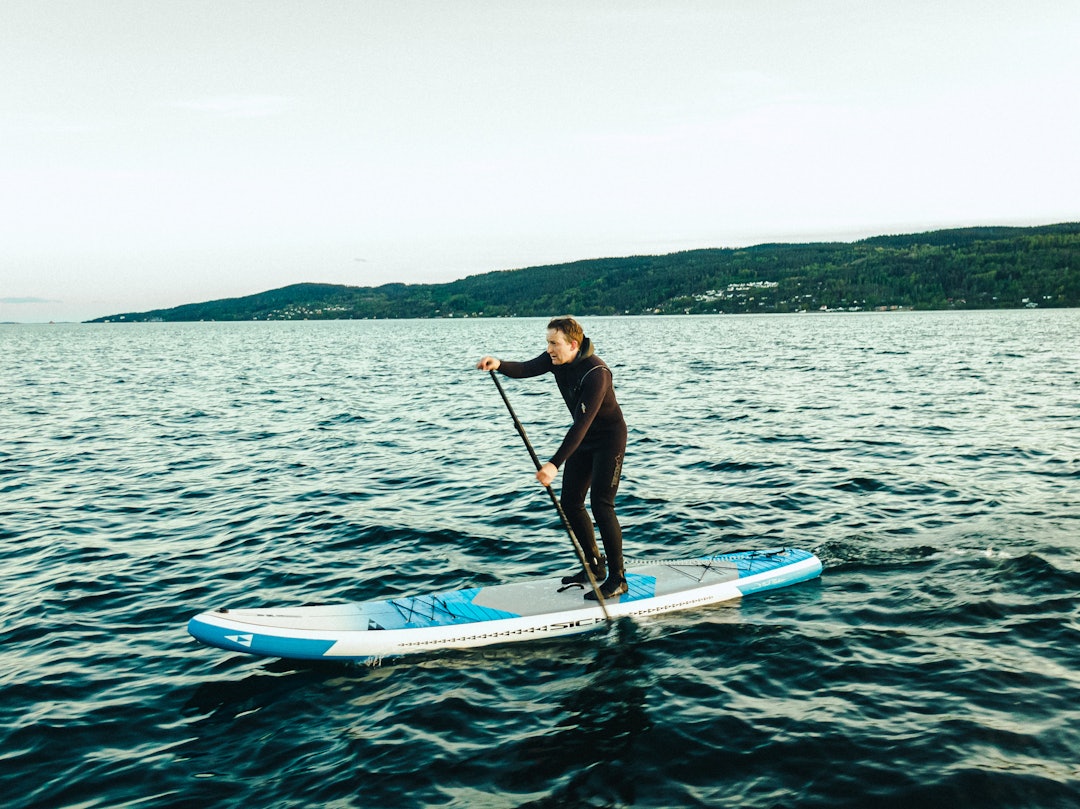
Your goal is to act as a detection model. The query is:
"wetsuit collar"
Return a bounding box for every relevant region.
[570,336,594,365]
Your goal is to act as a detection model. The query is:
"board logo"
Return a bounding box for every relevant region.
[225,633,253,647]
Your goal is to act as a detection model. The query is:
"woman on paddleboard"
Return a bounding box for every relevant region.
[477,316,628,599]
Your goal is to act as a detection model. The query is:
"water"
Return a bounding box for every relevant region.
[2,311,1078,808]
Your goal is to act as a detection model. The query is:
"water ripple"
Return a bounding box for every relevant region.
[1,313,1078,808]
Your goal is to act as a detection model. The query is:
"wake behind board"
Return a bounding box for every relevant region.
[188,548,821,662]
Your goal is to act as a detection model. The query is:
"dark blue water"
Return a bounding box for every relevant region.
[2,311,1078,808]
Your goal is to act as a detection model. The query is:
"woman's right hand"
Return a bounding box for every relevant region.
[476,356,501,371]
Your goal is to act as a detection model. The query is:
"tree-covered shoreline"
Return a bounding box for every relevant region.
[88,223,1080,322]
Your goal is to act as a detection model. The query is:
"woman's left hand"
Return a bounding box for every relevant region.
[536,463,558,487]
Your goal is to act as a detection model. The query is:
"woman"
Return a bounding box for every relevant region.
[477,316,628,599]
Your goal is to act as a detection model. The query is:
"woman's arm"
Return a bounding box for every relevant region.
[485,352,552,379]
[548,366,610,469]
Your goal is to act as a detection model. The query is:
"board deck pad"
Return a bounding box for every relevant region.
[188,548,821,662]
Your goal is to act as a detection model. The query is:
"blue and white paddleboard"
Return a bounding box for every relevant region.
[187,548,821,662]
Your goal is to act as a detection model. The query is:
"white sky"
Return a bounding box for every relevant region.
[2,0,1078,322]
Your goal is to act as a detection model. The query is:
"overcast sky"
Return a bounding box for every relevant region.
[2,1,1078,323]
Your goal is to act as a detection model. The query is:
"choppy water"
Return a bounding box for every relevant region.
[2,310,1078,808]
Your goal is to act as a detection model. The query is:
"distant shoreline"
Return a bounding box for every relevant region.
[85,222,1080,323]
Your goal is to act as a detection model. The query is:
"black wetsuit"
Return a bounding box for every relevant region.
[497,337,627,577]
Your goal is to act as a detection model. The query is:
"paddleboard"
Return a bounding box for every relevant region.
[187,547,821,662]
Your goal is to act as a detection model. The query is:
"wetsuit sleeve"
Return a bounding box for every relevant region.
[497,352,552,379]
[549,367,610,469]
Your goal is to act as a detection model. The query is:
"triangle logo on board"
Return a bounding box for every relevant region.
[225,633,254,648]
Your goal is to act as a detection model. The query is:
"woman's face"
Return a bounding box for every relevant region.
[545,328,579,365]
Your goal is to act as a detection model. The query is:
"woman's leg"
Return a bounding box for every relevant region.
[590,449,624,571]
[589,446,625,591]
[559,449,603,570]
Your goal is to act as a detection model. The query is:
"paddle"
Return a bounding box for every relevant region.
[487,370,612,620]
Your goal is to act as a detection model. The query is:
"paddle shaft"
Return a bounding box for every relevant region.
[488,370,611,620]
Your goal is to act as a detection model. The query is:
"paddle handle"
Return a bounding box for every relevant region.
[488,371,611,620]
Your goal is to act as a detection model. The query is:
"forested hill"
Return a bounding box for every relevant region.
[89,223,1080,322]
